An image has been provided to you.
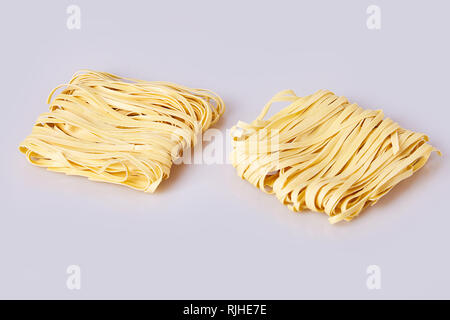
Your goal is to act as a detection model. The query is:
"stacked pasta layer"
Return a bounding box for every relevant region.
[231,90,438,223]
[19,70,224,192]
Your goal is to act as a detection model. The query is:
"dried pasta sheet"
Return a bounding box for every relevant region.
[19,70,224,192]
[230,90,439,224]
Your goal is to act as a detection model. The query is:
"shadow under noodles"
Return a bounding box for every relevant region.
[337,154,443,225]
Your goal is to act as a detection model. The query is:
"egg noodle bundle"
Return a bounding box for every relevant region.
[19,70,224,192]
[231,89,439,224]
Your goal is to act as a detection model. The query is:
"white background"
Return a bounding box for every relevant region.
[0,0,449,299]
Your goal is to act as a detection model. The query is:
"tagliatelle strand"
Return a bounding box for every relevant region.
[230,89,439,224]
[19,70,224,192]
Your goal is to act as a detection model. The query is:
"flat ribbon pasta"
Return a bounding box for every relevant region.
[230,89,439,224]
[19,70,224,192]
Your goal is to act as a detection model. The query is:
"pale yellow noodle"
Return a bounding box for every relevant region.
[19,70,225,192]
[230,89,439,224]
